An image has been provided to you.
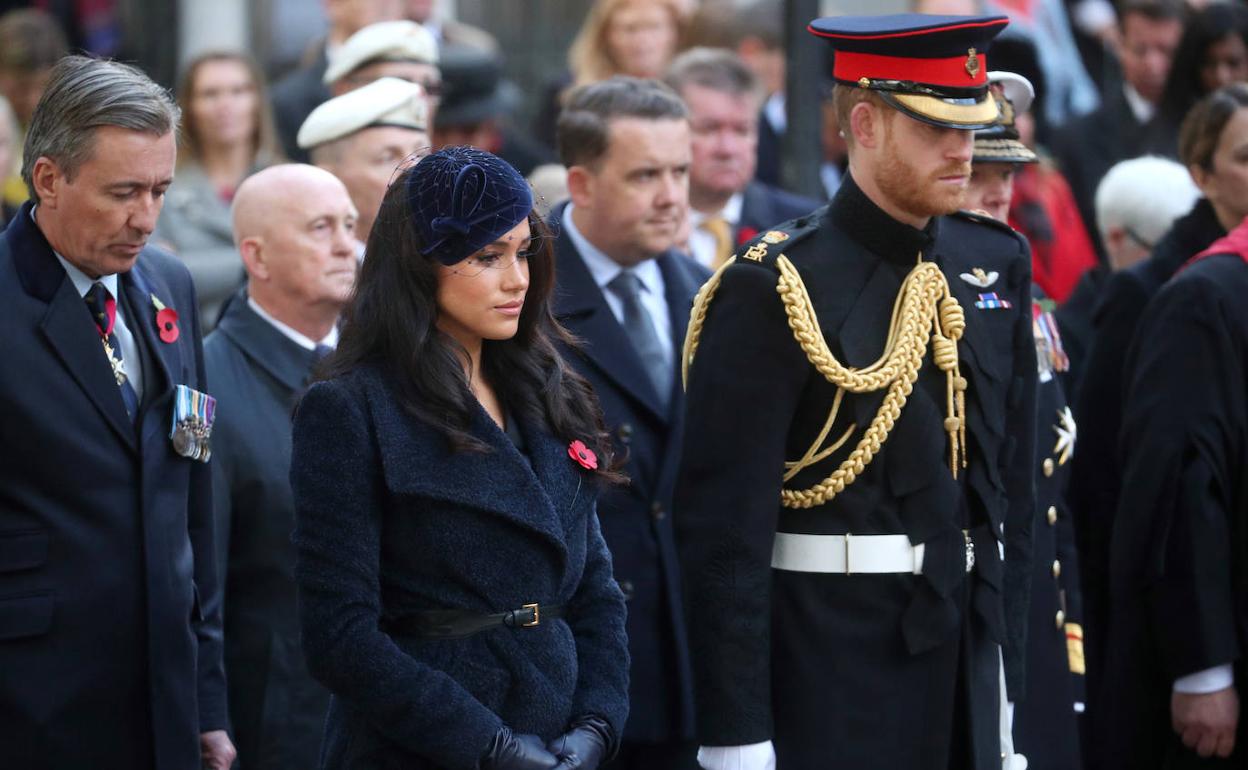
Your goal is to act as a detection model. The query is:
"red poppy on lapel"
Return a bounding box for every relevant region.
[568,440,598,470]
[736,226,760,246]
[151,294,180,344]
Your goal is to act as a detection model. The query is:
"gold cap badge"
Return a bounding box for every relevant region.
[965,48,980,78]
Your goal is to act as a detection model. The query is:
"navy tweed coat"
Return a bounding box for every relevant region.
[290,365,629,770]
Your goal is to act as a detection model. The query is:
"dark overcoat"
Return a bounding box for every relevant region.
[737,180,822,242]
[675,175,1037,770]
[1100,252,1248,768]
[0,203,226,768]
[290,366,630,770]
[1066,198,1224,756]
[204,290,330,769]
[550,206,708,744]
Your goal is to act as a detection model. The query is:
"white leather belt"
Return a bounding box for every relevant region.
[771,532,926,575]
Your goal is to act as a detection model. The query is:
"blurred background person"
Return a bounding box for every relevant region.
[663,47,818,270]
[154,51,284,329]
[1146,1,1248,158]
[0,94,16,228]
[270,0,404,162]
[403,0,498,52]
[1052,0,1185,260]
[535,0,687,150]
[1057,155,1198,395]
[552,76,702,770]
[299,76,429,251]
[0,8,68,209]
[205,164,357,770]
[432,44,554,176]
[1068,84,1248,764]
[528,163,569,216]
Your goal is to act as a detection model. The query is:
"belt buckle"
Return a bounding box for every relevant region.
[521,602,540,627]
[963,530,975,573]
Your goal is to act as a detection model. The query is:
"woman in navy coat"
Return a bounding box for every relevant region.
[291,147,630,770]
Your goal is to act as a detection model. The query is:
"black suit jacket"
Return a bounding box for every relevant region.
[270,45,329,164]
[551,204,708,744]
[204,291,329,769]
[737,181,822,241]
[0,203,225,768]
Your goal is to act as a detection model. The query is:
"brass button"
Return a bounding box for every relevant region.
[1052,560,1062,579]
[1043,458,1055,477]
[1047,506,1058,526]
[1055,609,1066,629]
[650,502,666,521]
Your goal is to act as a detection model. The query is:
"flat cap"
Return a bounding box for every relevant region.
[809,13,1009,130]
[298,77,429,150]
[324,20,439,85]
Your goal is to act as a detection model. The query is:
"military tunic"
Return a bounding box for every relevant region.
[675,175,1037,770]
[1011,295,1085,770]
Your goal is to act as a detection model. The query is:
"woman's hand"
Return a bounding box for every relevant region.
[479,726,561,770]
[547,716,613,769]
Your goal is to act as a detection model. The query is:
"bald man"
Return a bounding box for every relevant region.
[204,164,358,770]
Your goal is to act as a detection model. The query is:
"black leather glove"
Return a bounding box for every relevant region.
[547,715,615,769]
[478,726,561,770]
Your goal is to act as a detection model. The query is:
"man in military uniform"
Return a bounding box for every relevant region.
[964,73,1086,770]
[675,15,1037,770]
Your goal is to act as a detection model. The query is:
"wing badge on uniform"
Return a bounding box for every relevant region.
[959,268,999,288]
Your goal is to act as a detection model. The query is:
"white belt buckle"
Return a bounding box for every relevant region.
[844,532,853,575]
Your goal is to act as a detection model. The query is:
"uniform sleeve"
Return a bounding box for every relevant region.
[186,291,229,733]
[291,381,504,769]
[1116,274,1242,680]
[566,503,630,741]
[673,262,810,745]
[1002,251,1038,702]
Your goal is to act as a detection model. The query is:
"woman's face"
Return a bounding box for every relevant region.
[435,218,533,349]
[1201,34,1248,93]
[605,1,677,78]
[189,59,258,151]
[1197,107,1248,226]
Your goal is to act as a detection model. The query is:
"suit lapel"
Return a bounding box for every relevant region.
[216,290,317,395]
[552,220,670,423]
[6,204,138,451]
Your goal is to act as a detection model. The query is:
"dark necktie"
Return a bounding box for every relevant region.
[607,270,671,410]
[84,282,140,420]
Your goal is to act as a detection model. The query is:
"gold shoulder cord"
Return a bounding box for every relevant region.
[683,252,969,509]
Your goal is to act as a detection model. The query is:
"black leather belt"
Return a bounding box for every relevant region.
[384,603,565,639]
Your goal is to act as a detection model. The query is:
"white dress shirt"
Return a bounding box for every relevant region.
[41,206,145,400]
[1123,83,1156,125]
[561,204,673,366]
[687,193,744,270]
[247,296,339,351]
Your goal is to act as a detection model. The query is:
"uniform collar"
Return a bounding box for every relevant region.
[830,172,937,265]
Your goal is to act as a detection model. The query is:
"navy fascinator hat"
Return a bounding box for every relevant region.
[407,146,534,266]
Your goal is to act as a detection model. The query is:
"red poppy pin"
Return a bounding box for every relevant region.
[736,226,760,246]
[568,440,598,471]
[151,294,180,344]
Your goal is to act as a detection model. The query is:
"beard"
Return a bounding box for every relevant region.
[875,125,970,221]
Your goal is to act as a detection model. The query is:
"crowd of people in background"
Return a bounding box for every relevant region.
[3,0,1248,768]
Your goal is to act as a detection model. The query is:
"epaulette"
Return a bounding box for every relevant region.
[730,212,822,271]
[952,208,1026,240]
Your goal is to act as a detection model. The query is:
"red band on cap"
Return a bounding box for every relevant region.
[834,50,986,88]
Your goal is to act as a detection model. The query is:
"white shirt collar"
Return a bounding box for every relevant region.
[33,206,120,299]
[764,92,786,133]
[562,203,664,297]
[1123,83,1155,124]
[690,192,744,228]
[246,295,339,351]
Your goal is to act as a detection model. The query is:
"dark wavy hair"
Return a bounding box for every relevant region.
[320,162,622,482]
[1154,3,1248,150]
